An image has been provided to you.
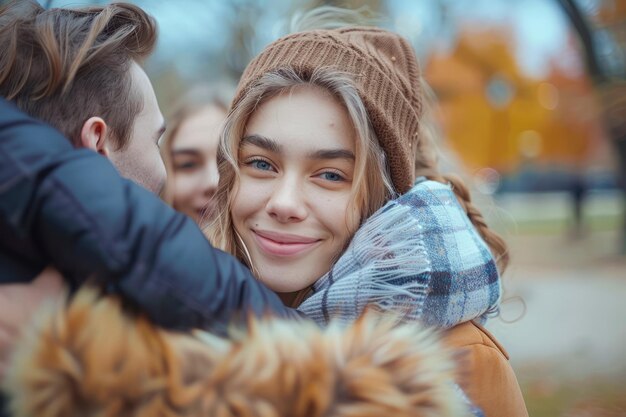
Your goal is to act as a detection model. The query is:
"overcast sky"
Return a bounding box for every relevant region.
[41,0,594,80]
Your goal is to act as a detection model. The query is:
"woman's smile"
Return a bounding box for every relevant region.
[252,229,322,257]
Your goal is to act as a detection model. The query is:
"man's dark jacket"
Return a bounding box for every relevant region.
[0,98,296,331]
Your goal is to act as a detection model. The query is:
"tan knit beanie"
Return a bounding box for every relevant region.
[233,27,423,194]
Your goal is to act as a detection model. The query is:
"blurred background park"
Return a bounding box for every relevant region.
[36,0,626,415]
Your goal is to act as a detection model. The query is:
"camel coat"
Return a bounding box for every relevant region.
[445,321,529,417]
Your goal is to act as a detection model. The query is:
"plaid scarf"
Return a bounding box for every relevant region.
[298,178,501,330]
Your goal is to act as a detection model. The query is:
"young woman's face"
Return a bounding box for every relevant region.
[231,86,360,297]
[170,105,226,224]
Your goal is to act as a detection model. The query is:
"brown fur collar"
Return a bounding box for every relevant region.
[3,288,470,417]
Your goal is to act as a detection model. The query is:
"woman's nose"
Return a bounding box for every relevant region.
[265,176,308,223]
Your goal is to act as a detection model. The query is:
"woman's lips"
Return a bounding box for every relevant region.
[252,230,321,257]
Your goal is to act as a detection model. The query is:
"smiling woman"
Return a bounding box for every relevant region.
[205,8,527,415]
[209,68,394,306]
[232,85,360,304]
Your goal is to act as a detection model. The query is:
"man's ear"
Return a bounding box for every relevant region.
[79,117,110,156]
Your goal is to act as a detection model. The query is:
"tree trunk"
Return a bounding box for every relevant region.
[556,0,626,253]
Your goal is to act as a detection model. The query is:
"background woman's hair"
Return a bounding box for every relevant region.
[0,0,157,149]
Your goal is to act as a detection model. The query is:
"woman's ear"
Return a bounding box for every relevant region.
[79,117,110,157]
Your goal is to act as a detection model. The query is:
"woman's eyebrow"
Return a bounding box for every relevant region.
[308,148,355,161]
[171,148,200,156]
[241,134,354,160]
[241,134,282,153]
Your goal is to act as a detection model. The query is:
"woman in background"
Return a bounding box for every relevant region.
[161,85,231,226]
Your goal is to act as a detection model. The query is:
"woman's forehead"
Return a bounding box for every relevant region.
[243,86,356,155]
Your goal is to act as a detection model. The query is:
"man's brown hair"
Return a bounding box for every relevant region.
[0,0,157,149]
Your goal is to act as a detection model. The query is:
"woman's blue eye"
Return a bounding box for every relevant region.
[320,172,343,182]
[252,160,272,171]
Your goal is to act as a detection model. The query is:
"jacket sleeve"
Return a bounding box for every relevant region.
[0,98,299,330]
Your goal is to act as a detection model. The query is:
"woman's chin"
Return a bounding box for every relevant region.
[256,265,324,295]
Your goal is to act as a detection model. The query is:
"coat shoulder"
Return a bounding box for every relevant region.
[443,321,529,417]
[444,320,509,359]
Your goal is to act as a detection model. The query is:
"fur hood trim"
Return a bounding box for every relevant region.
[4,289,472,417]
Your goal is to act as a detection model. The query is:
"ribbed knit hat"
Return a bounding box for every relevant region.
[233,27,423,194]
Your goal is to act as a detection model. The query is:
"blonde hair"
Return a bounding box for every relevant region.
[207,67,394,278]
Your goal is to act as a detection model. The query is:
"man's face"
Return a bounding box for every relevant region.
[107,62,166,195]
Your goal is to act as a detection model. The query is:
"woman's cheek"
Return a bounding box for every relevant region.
[231,176,266,222]
[173,175,194,204]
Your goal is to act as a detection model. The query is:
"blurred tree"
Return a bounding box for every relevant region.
[425,28,525,172]
[557,0,626,252]
[424,27,600,175]
[219,0,382,81]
